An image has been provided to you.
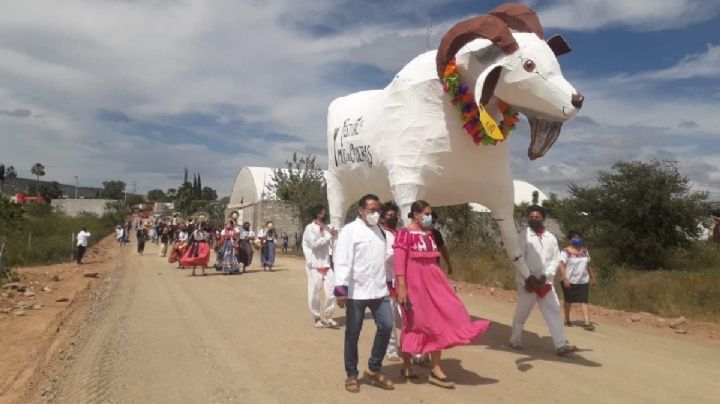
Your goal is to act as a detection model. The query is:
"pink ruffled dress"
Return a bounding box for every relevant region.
[394,228,490,354]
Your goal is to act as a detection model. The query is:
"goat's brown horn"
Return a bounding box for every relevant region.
[436,15,517,80]
[489,3,544,39]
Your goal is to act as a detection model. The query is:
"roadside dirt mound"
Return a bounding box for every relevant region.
[0,236,124,404]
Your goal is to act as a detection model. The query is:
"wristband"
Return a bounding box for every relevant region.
[333,285,348,297]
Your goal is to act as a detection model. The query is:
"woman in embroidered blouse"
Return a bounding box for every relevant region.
[558,230,597,331]
[394,200,490,388]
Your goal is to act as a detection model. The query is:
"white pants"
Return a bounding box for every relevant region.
[510,285,567,349]
[385,299,403,356]
[306,267,335,320]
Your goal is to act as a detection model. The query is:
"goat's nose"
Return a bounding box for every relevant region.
[571,93,584,109]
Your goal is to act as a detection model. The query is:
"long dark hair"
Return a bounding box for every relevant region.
[407,200,430,219]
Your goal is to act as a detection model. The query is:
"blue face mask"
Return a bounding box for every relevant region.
[571,238,582,247]
[420,214,433,228]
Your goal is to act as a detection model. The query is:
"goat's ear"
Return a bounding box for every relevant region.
[480,66,502,106]
[547,35,571,56]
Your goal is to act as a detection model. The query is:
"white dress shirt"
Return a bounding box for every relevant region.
[178,231,188,242]
[77,230,91,247]
[517,227,561,285]
[334,218,391,300]
[302,221,333,269]
[382,228,396,281]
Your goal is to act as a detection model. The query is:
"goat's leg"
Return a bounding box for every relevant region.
[391,182,426,226]
[485,198,531,282]
[326,172,347,230]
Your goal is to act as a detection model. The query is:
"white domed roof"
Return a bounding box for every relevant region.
[469,180,548,213]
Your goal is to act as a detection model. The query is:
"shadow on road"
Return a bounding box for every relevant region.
[471,315,602,370]
[382,358,499,386]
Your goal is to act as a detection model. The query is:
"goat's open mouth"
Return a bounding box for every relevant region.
[527,117,563,160]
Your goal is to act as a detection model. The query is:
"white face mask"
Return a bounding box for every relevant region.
[366,212,380,226]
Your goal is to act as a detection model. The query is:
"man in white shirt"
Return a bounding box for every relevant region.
[334,194,394,393]
[510,205,578,355]
[302,205,339,329]
[378,201,402,362]
[76,227,91,264]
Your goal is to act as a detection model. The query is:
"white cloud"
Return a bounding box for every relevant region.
[632,43,720,80]
[537,0,720,31]
[1,0,719,203]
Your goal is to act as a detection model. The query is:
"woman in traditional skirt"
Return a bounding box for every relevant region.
[395,200,490,388]
[168,225,189,266]
[216,220,240,274]
[559,230,597,331]
[182,223,212,275]
[258,221,277,271]
[236,222,255,273]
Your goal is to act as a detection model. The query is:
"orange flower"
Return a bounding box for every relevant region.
[443,63,457,77]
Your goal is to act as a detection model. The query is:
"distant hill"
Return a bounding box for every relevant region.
[1,177,103,199]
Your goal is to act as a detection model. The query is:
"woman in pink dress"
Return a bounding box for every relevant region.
[395,200,490,388]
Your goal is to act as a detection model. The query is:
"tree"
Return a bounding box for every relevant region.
[6,166,17,182]
[31,162,45,185]
[557,160,708,269]
[101,180,126,200]
[126,194,144,205]
[147,189,168,202]
[269,153,327,227]
[0,196,24,235]
[208,196,229,224]
[37,181,63,202]
[174,181,194,215]
[166,188,177,200]
[0,165,6,194]
[201,186,217,201]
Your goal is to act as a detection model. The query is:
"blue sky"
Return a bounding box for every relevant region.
[1,0,719,200]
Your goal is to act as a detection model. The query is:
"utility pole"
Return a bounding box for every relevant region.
[73,176,79,199]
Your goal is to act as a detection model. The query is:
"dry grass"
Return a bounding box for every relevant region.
[449,243,720,323]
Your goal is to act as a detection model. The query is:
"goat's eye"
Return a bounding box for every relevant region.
[523,59,536,73]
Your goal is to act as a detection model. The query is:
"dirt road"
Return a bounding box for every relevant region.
[48,245,719,403]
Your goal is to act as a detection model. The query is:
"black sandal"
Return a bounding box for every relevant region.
[401,368,419,380]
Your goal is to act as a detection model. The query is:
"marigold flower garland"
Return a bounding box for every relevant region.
[442,58,520,145]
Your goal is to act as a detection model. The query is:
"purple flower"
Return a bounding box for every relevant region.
[459,84,469,94]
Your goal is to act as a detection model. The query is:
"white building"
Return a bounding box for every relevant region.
[469,180,549,213]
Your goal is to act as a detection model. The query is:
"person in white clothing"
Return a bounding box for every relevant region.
[378,201,403,362]
[510,205,578,356]
[302,205,339,328]
[559,230,597,331]
[334,194,394,393]
[76,227,91,264]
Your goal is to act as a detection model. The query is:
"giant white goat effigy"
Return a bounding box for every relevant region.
[325,3,583,279]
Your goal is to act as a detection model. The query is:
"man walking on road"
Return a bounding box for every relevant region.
[76,227,91,265]
[302,205,338,329]
[334,194,394,393]
[510,205,578,356]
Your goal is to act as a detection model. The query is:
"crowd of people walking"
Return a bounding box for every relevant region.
[104,194,594,394]
[298,194,592,394]
[115,216,281,276]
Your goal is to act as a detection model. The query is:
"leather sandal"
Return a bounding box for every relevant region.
[556,344,578,356]
[362,371,395,390]
[429,371,455,389]
[345,377,360,393]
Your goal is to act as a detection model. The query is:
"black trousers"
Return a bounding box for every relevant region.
[77,245,87,264]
